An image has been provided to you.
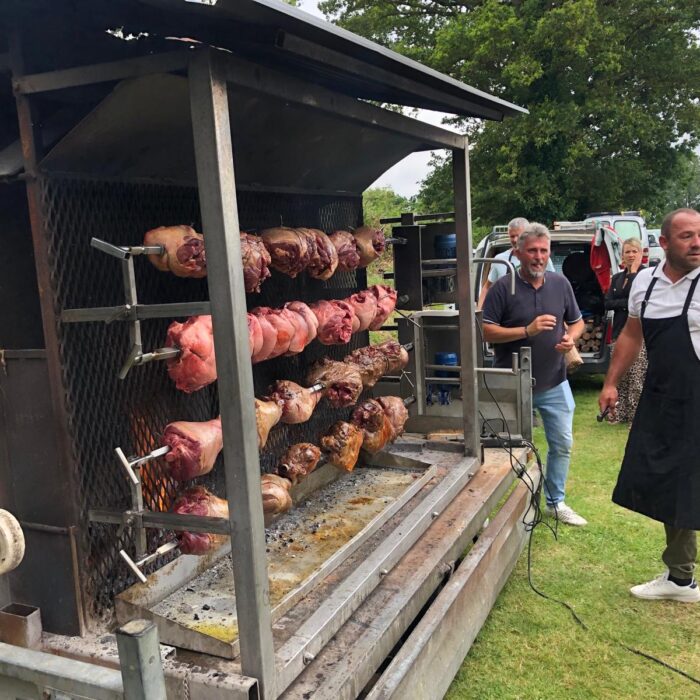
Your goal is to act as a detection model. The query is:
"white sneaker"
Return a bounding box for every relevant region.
[630,572,700,603]
[544,502,588,527]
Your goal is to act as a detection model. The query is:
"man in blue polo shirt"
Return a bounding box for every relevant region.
[482,223,587,526]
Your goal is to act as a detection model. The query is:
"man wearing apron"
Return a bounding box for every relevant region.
[599,208,700,602]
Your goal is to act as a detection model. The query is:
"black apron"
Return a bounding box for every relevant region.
[612,274,700,529]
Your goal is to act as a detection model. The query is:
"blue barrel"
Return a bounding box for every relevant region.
[433,233,457,259]
[433,351,459,405]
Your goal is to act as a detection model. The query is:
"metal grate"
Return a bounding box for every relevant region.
[38,174,365,622]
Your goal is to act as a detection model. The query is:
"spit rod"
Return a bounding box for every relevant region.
[385,237,407,245]
[91,237,165,260]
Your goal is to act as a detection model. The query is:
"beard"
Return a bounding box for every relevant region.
[523,263,545,278]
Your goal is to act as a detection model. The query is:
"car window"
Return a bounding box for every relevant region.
[614,220,642,241]
[648,233,657,245]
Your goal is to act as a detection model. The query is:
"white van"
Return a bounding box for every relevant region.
[583,211,650,265]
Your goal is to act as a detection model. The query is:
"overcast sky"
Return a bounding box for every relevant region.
[296,0,453,198]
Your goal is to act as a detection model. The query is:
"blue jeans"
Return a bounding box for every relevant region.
[532,380,575,507]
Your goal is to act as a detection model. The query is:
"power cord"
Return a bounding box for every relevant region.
[475,321,700,688]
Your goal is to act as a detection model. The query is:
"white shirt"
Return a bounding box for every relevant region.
[628,264,700,360]
[487,248,555,283]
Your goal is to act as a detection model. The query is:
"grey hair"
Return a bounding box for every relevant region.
[517,222,550,250]
[508,217,529,232]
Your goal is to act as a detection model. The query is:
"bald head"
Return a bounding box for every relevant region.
[660,208,700,240]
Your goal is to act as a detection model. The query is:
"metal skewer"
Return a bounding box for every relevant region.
[120,540,179,584]
[91,237,165,260]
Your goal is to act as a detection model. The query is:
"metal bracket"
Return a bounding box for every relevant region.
[91,237,182,379]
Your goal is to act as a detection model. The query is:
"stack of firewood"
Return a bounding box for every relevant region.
[576,318,604,353]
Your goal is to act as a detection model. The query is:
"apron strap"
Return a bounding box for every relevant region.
[640,277,659,319]
[682,275,700,316]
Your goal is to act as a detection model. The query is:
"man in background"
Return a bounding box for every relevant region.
[599,208,700,602]
[477,217,554,308]
[482,223,586,525]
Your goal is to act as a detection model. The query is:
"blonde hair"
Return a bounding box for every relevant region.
[622,237,642,253]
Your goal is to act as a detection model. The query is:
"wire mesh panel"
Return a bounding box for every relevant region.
[38,174,365,622]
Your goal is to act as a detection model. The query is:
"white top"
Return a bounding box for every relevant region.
[628,264,700,360]
[487,248,555,283]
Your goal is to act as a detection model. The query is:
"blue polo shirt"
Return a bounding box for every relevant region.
[482,271,581,393]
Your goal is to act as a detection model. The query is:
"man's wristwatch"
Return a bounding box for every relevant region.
[523,325,529,339]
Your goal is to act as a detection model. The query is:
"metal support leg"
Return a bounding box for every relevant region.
[116,619,167,700]
[518,347,533,441]
[452,140,480,459]
[188,49,277,698]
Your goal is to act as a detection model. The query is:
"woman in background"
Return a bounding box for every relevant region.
[604,237,647,423]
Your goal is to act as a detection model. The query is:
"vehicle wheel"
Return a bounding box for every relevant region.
[0,510,25,575]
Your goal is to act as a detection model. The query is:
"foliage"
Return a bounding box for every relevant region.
[362,186,414,228]
[320,0,700,227]
[448,376,700,698]
[648,152,700,225]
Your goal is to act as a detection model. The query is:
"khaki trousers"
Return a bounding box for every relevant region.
[662,525,697,579]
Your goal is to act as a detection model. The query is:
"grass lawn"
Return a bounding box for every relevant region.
[447,374,700,700]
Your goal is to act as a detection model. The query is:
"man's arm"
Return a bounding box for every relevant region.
[483,315,558,344]
[482,322,527,343]
[598,317,643,413]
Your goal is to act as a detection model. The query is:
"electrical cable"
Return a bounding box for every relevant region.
[474,319,700,688]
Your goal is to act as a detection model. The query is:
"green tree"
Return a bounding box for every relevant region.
[650,152,700,223]
[362,186,413,228]
[320,0,700,226]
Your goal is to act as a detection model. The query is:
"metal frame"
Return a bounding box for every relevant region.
[364,466,539,700]
[452,142,480,459]
[188,50,277,698]
[0,619,167,700]
[8,28,88,636]
[9,33,491,697]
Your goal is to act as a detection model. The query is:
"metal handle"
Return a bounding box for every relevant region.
[473,257,516,296]
[116,446,171,484]
[120,540,179,584]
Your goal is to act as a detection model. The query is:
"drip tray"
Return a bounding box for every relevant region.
[116,453,436,659]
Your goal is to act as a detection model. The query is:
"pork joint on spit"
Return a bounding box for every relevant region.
[320,421,364,472]
[165,315,217,393]
[171,486,229,555]
[241,232,272,293]
[144,225,207,278]
[172,474,294,554]
[352,225,385,267]
[256,398,283,449]
[306,358,364,408]
[350,397,410,454]
[261,474,293,516]
[265,381,325,424]
[276,443,322,485]
[161,417,223,482]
